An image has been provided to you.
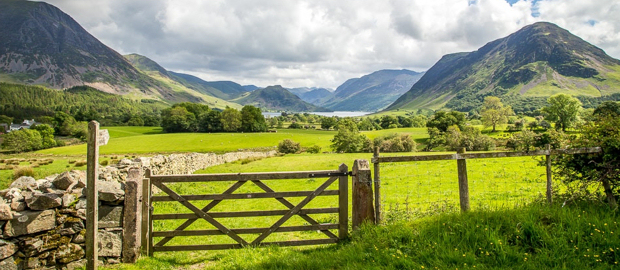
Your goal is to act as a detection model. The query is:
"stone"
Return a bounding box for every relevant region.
[0,240,17,260]
[62,194,76,208]
[99,206,123,228]
[0,256,17,270]
[25,193,62,210]
[19,256,41,269]
[36,179,53,192]
[0,203,12,220]
[75,198,87,210]
[97,229,122,257]
[97,181,125,203]
[52,171,76,190]
[59,228,75,236]
[9,176,37,190]
[72,231,85,244]
[3,210,56,237]
[76,209,86,220]
[64,259,86,270]
[9,201,26,212]
[55,243,84,264]
[3,188,23,203]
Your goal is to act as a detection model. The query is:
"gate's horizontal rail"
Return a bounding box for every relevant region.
[152,224,340,237]
[152,207,338,220]
[152,190,339,202]
[372,147,602,163]
[153,239,339,252]
[151,170,347,183]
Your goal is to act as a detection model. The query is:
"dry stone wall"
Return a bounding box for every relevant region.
[0,151,276,269]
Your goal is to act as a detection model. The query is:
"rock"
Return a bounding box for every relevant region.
[9,176,37,190]
[21,233,71,257]
[97,229,122,257]
[36,179,53,192]
[19,256,41,269]
[75,198,87,210]
[64,259,86,270]
[76,209,86,220]
[62,216,84,235]
[72,230,85,244]
[9,201,26,212]
[52,171,76,190]
[0,240,17,260]
[3,210,56,237]
[62,194,76,208]
[99,206,123,228]
[0,256,17,270]
[97,181,125,203]
[2,188,23,203]
[55,243,84,264]
[25,193,62,210]
[0,203,12,220]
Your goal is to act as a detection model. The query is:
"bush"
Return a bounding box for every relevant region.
[306,145,322,154]
[278,139,301,154]
[445,126,496,151]
[13,166,34,179]
[288,122,302,129]
[373,133,417,152]
[74,160,87,167]
[100,160,109,166]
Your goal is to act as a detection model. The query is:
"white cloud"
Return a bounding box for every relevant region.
[42,0,620,88]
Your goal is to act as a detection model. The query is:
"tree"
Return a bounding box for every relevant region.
[1,128,42,153]
[380,115,399,129]
[330,119,370,153]
[160,106,196,132]
[200,110,223,132]
[0,115,12,125]
[31,124,57,148]
[542,94,582,132]
[426,111,466,132]
[321,117,338,130]
[480,96,514,132]
[221,107,242,132]
[241,105,267,132]
[277,139,301,154]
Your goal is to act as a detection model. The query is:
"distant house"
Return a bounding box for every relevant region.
[7,119,38,132]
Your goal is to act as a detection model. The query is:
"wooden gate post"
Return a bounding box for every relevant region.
[86,121,100,269]
[338,164,349,239]
[373,147,381,224]
[545,144,553,204]
[352,159,375,229]
[457,148,470,212]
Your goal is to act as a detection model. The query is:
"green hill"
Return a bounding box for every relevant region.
[234,85,331,112]
[387,22,620,113]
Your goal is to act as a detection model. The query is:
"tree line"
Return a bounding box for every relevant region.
[160,103,267,133]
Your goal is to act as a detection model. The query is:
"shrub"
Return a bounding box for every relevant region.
[306,145,322,154]
[100,160,109,166]
[288,122,302,129]
[13,166,34,179]
[278,139,301,154]
[373,133,417,152]
[74,160,87,167]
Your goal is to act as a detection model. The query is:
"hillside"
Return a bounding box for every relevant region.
[0,0,240,109]
[387,22,620,112]
[322,69,424,112]
[234,85,331,112]
[288,87,334,104]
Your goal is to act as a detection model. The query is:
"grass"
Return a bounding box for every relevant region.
[102,200,620,270]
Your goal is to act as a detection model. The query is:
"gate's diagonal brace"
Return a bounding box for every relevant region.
[154,181,247,247]
[252,180,338,239]
[153,182,249,246]
[251,176,338,245]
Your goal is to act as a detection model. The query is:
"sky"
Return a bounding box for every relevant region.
[42,0,620,89]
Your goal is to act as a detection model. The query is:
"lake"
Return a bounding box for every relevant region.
[262,111,372,118]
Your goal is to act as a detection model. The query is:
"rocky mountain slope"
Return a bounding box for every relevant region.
[387,22,620,112]
[234,85,331,112]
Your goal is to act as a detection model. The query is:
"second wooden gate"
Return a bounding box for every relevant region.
[141,164,349,254]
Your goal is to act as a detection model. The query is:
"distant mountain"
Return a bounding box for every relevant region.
[234,85,331,112]
[0,0,241,109]
[242,85,259,92]
[288,87,334,104]
[321,69,424,112]
[387,22,620,112]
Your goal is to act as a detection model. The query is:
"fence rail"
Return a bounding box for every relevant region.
[372,146,602,221]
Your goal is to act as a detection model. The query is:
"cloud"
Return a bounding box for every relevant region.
[42,0,620,88]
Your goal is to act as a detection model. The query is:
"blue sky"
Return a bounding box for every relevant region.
[43,0,620,88]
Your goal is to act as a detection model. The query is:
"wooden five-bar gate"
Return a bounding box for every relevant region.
[141,164,349,254]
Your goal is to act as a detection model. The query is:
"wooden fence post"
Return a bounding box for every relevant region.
[141,169,152,256]
[373,147,382,224]
[338,164,349,239]
[545,144,553,204]
[352,159,375,229]
[122,167,143,263]
[86,121,99,270]
[457,148,470,212]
